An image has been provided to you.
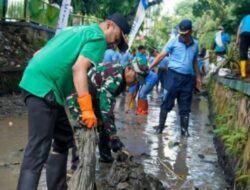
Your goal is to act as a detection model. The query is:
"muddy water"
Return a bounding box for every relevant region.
[112,90,226,189]
[0,91,226,190]
[0,114,27,190]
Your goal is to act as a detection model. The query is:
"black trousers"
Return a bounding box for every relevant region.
[17,92,74,189]
[240,32,250,60]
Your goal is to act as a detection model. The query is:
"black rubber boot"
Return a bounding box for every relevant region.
[98,133,114,163]
[46,152,68,190]
[155,110,168,134]
[180,115,190,137]
[17,170,41,190]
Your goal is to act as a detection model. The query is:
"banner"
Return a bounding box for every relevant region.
[55,0,72,34]
[128,0,148,49]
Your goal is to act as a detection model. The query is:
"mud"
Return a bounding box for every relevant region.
[0,90,227,190]
[100,151,165,190]
[0,94,25,118]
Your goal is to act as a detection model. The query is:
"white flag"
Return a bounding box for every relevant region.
[128,0,148,49]
[55,0,72,34]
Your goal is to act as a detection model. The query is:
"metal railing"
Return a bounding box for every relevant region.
[0,0,101,29]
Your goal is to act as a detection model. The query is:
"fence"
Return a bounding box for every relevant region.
[0,0,102,29]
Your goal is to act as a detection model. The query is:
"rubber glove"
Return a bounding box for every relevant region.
[77,93,97,128]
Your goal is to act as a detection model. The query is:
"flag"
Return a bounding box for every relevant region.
[55,0,72,34]
[128,0,148,49]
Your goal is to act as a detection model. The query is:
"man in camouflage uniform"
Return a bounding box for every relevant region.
[67,58,149,162]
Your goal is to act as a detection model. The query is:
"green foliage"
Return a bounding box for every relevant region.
[214,124,230,135]
[192,0,210,17]
[221,43,240,70]
[50,0,140,18]
[191,0,250,35]
[234,91,245,99]
[213,90,248,156]
[215,111,233,124]
[232,0,250,24]
[32,38,46,50]
[0,1,3,19]
[175,0,195,18]
[46,4,60,27]
[71,0,84,14]
[78,0,139,22]
[28,0,43,19]
[236,174,250,186]
[223,127,247,155]
[214,119,247,156]
[28,0,60,28]
[145,15,172,49]
[198,31,215,50]
[5,0,25,19]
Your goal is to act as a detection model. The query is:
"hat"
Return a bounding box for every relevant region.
[131,57,149,82]
[218,26,224,30]
[178,19,192,35]
[106,12,130,52]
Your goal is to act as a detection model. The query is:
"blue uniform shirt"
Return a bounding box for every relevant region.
[214,32,230,53]
[103,49,116,64]
[136,52,147,63]
[120,52,132,66]
[113,51,121,63]
[159,56,169,69]
[164,35,199,75]
[240,15,250,33]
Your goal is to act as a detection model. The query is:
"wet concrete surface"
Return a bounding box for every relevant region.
[0,90,227,189]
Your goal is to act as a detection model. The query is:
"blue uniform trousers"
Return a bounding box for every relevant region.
[161,69,195,116]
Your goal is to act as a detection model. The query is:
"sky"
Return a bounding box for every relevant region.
[161,0,183,16]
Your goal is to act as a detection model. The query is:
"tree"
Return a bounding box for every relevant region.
[232,0,250,25]
[48,0,139,22]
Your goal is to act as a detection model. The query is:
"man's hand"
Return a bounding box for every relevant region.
[77,94,97,128]
[110,136,124,152]
[196,77,202,92]
[236,40,240,47]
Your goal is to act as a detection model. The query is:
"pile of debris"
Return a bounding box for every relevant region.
[101,151,165,190]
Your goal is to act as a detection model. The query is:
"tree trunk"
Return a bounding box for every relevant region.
[68,127,97,190]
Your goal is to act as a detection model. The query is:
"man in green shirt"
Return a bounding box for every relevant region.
[17,13,130,190]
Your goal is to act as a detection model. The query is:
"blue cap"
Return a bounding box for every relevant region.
[178,19,192,34]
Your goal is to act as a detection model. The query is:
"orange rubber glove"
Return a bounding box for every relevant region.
[77,94,97,128]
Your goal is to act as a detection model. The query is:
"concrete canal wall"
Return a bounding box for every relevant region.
[209,77,250,190]
[0,22,53,94]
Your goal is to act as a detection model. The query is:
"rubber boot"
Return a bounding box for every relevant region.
[136,99,143,115]
[17,170,41,190]
[138,100,148,115]
[46,152,68,190]
[180,115,190,137]
[240,60,247,78]
[155,110,168,134]
[98,133,114,163]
